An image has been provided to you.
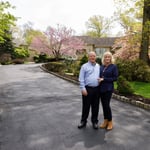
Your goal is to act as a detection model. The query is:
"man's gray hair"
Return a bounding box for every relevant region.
[88,51,96,56]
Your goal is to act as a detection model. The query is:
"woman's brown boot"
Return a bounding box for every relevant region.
[100,119,108,128]
[107,121,113,130]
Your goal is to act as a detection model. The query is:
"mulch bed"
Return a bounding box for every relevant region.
[114,90,150,105]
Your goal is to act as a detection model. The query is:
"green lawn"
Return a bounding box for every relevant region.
[115,81,150,99]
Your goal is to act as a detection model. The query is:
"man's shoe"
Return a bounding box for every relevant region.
[78,122,86,129]
[93,123,98,130]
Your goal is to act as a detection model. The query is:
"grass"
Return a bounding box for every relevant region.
[115,81,150,99]
[130,81,150,98]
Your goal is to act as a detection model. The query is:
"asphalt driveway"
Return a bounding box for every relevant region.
[0,64,150,150]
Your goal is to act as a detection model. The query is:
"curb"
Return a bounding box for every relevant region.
[40,65,150,111]
[112,93,150,110]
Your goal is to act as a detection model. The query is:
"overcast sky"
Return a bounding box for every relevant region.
[4,0,119,35]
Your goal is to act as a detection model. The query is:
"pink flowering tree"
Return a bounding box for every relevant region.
[29,34,51,55]
[112,32,141,60]
[45,24,85,59]
[30,24,85,60]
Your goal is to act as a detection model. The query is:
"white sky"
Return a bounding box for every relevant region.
[4,0,119,35]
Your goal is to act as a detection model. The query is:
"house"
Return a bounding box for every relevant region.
[76,36,119,58]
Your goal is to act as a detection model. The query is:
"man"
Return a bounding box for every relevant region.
[78,51,100,129]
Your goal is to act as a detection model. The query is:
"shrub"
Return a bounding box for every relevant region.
[33,53,64,63]
[117,75,134,95]
[44,62,65,73]
[12,58,24,64]
[72,61,80,77]
[64,59,75,73]
[131,59,150,82]
[96,57,102,65]
[13,48,30,59]
[116,58,133,81]
[0,53,12,65]
[33,53,49,63]
[33,55,39,63]
[79,54,88,67]
[116,58,150,82]
[74,54,88,73]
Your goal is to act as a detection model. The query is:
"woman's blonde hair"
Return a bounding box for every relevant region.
[101,51,115,65]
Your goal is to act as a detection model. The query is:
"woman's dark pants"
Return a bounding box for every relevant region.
[100,91,112,121]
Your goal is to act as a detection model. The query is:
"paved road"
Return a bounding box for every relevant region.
[0,64,150,150]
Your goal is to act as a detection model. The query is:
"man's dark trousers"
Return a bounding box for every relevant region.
[81,86,100,124]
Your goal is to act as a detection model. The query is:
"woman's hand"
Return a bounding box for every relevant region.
[98,78,104,83]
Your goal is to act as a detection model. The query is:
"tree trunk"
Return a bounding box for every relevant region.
[140,0,150,64]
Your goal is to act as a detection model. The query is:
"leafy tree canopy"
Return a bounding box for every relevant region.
[85,15,113,37]
[113,0,144,33]
[0,1,16,43]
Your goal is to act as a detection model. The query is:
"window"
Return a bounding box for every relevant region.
[95,48,108,58]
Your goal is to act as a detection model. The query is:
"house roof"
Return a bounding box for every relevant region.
[76,36,119,47]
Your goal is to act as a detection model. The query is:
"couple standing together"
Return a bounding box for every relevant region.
[78,51,118,130]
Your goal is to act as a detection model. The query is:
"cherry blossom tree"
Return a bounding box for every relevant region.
[30,24,85,59]
[112,31,141,60]
[29,34,51,55]
[45,24,85,59]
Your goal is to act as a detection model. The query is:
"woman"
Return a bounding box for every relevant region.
[98,51,118,130]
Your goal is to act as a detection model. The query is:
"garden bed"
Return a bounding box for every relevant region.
[114,90,150,105]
